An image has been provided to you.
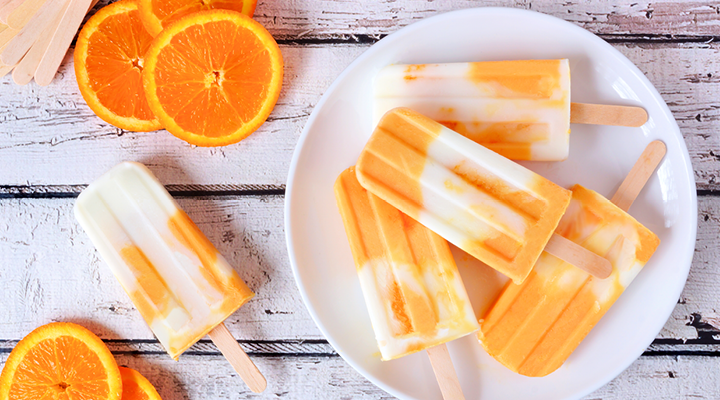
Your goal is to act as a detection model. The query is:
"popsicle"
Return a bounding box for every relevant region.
[479,141,665,377]
[374,59,648,161]
[75,162,266,392]
[356,107,610,284]
[335,167,478,399]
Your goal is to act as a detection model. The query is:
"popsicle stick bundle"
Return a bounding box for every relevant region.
[0,0,97,84]
[333,59,661,399]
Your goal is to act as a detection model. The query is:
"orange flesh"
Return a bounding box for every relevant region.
[119,368,159,400]
[480,185,660,376]
[334,167,476,353]
[122,380,149,400]
[84,4,155,121]
[153,19,274,138]
[357,108,571,283]
[467,59,562,99]
[8,337,110,400]
[152,0,254,31]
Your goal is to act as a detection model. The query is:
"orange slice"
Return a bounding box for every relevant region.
[142,10,283,146]
[137,0,256,36]
[119,367,161,400]
[75,0,162,132]
[0,322,122,400]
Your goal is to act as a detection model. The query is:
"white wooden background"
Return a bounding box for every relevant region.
[1,0,719,398]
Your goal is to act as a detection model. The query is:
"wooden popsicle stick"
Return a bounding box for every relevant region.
[0,0,24,23]
[426,344,466,400]
[34,0,91,86]
[0,63,12,77]
[7,0,47,29]
[0,24,19,48]
[611,140,667,212]
[11,0,60,84]
[545,234,612,279]
[208,323,267,393]
[1,0,65,66]
[13,0,93,84]
[0,0,13,12]
[570,102,648,127]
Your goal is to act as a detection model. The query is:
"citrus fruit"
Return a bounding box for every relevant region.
[119,368,161,400]
[137,0,256,36]
[75,0,162,132]
[142,10,283,146]
[0,322,122,400]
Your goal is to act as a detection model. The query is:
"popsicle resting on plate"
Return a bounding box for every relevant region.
[374,59,647,161]
[479,142,664,377]
[356,107,573,284]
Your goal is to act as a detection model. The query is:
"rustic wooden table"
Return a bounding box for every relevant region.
[0,0,717,398]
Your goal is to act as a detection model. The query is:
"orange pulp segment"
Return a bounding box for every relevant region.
[142,10,283,146]
[119,367,162,400]
[75,0,162,132]
[0,322,122,400]
[137,0,256,36]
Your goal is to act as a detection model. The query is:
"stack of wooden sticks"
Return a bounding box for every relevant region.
[0,0,96,85]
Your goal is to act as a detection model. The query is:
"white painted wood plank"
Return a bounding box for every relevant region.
[0,195,326,341]
[252,0,720,39]
[1,350,717,399]
[586,356,720,399]
[0,194,716,342]
[0,45,365,189]
[1,43,718,190]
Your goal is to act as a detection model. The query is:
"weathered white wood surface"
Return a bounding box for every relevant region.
[252,0,720,39]
[2,195,719,341]
[1,0,719,399]
[1,42,720,191]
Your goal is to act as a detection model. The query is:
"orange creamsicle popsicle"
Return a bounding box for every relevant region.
[74,162,254,359]
[374,59,571,161]
[356,107,572,284]
[479,185,660,377]
[335,167,479,360]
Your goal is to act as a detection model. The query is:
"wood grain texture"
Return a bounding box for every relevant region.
[249,0,720,39]
[0,45,364,188]
[0,196,325,341]
[1,43,720,190]
[0,194,716,343]
[1,1,718,398]
[1,347,719,399]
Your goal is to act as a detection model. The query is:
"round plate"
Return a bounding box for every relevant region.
[284,7,696,400]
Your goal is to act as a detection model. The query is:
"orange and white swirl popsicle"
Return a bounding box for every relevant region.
[335,167,478,399]
[356,107,573,284]
[335,167,479,361]
[75,162,266,392]
[479,142,664,377]
[375,59,648,161]
[375,60,571,161]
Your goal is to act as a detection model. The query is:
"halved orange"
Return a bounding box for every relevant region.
[119,367,161,400]
[142,10,283,146]
[137,0,256,36]
[0,322,122,400]
[75,0,162,132]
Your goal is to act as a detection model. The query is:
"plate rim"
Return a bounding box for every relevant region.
[284,6,698,400]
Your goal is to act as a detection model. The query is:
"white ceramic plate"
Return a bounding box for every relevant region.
[284,7,697,400]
